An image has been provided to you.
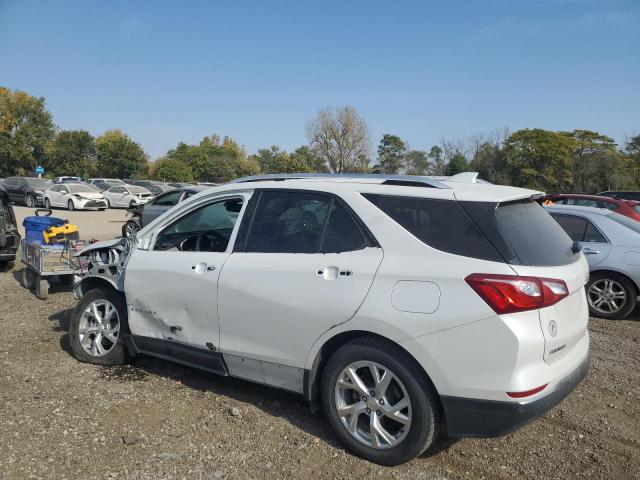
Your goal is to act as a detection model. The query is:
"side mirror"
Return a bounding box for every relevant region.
[571,241,582,254]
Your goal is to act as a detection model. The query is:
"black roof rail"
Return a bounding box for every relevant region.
[231,173,451,189]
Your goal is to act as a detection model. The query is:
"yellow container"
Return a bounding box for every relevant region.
[43,223,80,244]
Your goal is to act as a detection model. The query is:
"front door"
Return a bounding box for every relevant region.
[218,189,383,368]
[125,193,248,350]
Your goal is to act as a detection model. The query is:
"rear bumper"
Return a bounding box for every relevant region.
[441,354,589,438]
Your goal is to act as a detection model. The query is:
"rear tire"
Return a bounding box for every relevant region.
[321,337,439,466]
[44,197,51,209]
[67,200,75,211]
[35,277,48,300]
[586,272,637,319]
[21,268,35,289]
[69,288,132,366]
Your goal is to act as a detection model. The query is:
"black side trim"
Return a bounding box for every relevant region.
[441,354,589,438]
[129,335,228,376]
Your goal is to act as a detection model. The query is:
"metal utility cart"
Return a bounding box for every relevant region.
[19,239,78,299]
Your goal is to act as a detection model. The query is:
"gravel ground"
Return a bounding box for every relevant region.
[1,263,639,480]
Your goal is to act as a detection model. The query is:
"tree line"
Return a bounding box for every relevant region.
[1,86,638,194]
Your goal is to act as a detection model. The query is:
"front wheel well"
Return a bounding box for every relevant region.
[76,276,119,299]
[305,331,442,416]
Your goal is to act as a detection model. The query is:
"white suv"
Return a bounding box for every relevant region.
[70,173,590,465]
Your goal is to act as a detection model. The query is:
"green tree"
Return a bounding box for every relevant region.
[404,150,430,175]
[45,130,96,178]
[249,146,313,174]
[428,146,446,176]
[96,129,148,178]
[504,129,575,192]
[377,134,406,174]
[447,153,469,175]
[0,87,55,176]
[291,145,326,172]
[151,156,194,182]
[469,142,510,185]
[561,130,617,193]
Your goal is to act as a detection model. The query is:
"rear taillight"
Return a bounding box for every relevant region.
[465,273,568,314]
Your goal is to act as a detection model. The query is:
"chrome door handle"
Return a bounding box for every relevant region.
[583,249,600,255]
[191,262,216,274]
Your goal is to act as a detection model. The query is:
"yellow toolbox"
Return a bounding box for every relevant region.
[43,223,80,244]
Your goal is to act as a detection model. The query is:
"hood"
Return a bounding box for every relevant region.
[76,237,128,257]
[75,192,105,200]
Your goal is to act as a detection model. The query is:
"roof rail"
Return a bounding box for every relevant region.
[231,173,451,189]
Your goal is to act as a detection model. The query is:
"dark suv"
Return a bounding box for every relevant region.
[0,186,20,268]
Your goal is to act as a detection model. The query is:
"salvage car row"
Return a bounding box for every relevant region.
[0,176,215,211]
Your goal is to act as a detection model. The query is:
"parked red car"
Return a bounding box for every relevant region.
[543,194,640,222]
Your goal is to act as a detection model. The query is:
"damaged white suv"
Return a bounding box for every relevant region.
[70,173,590,465]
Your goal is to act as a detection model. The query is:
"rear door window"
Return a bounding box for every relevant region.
[363,194,502,262]
[245,191,331,253]
[321,201,367,253]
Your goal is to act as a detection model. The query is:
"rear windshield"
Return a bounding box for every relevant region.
[493,201,575,266]
[25,178,53,189]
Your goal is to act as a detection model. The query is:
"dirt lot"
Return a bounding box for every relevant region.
[13,206,126,241]
[1,261,639,479]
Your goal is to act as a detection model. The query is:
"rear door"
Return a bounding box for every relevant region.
[552,213,611,267]
[218,189,383,369]
[492,201,589,364]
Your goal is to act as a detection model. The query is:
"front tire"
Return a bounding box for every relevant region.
[586,272,637,319]
[321,337,439,466]
[69,288,132,366]
[122,220,140,239]
[25,194,35,207]
[68,200,75,211]
[44,197,51,209]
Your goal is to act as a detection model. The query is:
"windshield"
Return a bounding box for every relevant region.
[610,211,640,234]
[68,184,97,194]
[25,178,53,189]
[129,186,150,194]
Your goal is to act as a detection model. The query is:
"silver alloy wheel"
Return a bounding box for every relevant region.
[25,194,34,207]
[588,279,627,314]
[78,299,120,357]
[124,221,140,239]
[334,361,411,449]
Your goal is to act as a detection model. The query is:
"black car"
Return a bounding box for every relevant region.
[1,177,53,207]
[0,186,20,268]
[122,186,208,238]
[598,191,640,202]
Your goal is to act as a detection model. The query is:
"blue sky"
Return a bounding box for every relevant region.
[1,0,638,159]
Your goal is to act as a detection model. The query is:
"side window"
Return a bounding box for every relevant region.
[552,214,588,242]
[584,221,607,243]
[566,198,597,207]
[245,191,331,253]
[601,202,618,211]
[363,194,502,262]
[153,190,182,206]
[4,178,17,186]
[321,201,367,253]
[155,197,244,252]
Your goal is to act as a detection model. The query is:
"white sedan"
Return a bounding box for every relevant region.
[104,185,153,208]
[44,183,108,211]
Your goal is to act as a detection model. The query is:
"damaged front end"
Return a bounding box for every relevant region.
[73,237,131,299]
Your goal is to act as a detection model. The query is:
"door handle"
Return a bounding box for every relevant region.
[316,266,352,280]
[583,249,600,255]
[191,262,216,274]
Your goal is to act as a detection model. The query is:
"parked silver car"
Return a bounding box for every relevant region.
[546,205,640,319]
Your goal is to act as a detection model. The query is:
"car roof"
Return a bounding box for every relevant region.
[227,172,542,203]
[545,204,614,216]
